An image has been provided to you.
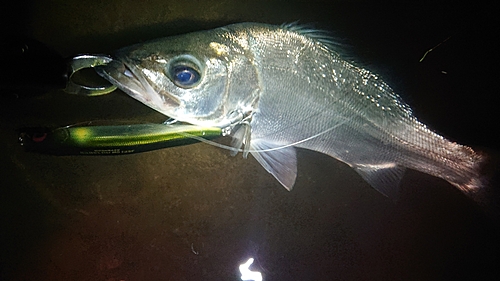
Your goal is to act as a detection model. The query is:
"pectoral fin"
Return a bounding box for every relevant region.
[250,140,297,191]
[354,163,406,199]
[230,123,252,157]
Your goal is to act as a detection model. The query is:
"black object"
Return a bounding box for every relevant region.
[1,38,69,97]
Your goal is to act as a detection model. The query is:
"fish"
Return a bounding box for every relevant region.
[96,22,487,200]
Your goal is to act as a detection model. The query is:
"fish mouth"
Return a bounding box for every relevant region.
[95,57,181,115]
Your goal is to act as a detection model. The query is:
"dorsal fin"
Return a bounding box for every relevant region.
[280,22,344,54]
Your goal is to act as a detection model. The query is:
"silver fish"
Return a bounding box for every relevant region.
[97,22,486,199]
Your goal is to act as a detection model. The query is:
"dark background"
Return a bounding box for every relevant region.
[1,1,499,280]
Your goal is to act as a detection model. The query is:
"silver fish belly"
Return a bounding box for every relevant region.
[97,22,486,199]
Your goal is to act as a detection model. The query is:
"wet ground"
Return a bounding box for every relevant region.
[1,1,499,280]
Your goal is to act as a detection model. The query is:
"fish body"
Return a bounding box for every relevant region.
[97,23,486,199]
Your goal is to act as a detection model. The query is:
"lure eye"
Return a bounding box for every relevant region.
[170,65,200,88]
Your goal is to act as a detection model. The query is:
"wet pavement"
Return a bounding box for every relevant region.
[1,1,499,280]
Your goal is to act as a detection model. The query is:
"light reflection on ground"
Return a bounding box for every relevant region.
[239,258,263,281]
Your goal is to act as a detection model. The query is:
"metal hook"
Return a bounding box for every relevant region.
[64,54,117,96]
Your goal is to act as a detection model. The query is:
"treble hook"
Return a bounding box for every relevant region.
[64,54,117,96]
[1,38,118,97]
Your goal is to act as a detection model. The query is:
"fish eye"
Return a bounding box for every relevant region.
[171,65,200,88]
[167,55,203,88]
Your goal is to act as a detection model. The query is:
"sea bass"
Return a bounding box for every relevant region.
[97,22,486,199]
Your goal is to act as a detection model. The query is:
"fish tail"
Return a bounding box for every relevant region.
[449,152,488,196]
[450,149,500,219]
[451,174,488,204]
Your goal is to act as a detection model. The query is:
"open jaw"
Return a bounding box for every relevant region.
[96,59,181,114]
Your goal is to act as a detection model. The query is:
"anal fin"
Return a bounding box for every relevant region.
[354,163,406,199]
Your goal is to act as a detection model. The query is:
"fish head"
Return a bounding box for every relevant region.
[97,26,261,127]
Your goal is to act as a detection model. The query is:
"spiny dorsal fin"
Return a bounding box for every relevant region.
[280,22,344,54]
